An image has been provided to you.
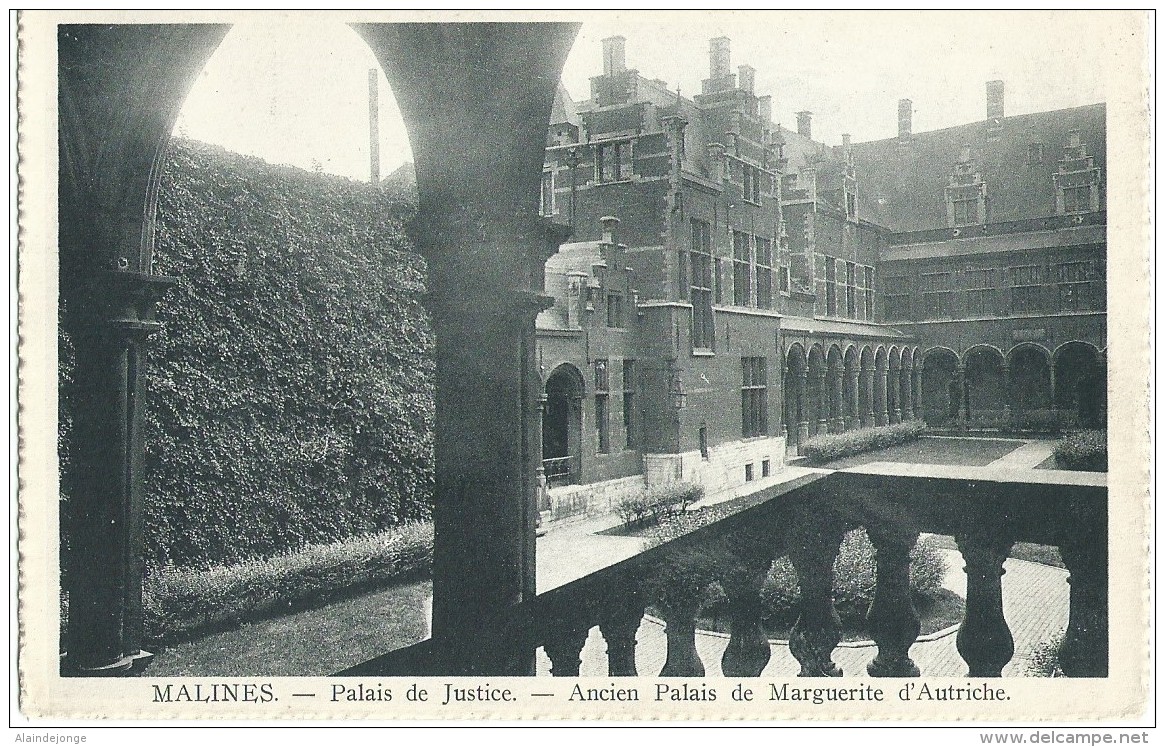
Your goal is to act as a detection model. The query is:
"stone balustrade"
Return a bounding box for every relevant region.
[528,465,1106,679]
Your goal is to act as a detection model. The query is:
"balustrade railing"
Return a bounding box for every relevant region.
[542,455,579,488]
[529,466,1106,679]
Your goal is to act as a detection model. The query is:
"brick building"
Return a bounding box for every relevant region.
[535,36,1106,518]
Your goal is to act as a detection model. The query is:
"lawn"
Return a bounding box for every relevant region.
[144,580,431,677]
[820,436,1023,469]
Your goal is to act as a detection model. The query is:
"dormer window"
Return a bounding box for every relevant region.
[945,145,987,227]
[1054,131,1100,215]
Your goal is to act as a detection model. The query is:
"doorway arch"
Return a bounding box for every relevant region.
[542,364,584,487]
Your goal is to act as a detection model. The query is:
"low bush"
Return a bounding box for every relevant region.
[616,482,703,529]
[800,420,926,465]
[760,529,946,632]
[1053,429,1107,472]
[1025,632,1066,677]
[1011,409,1077,434]
[142,520,433,644]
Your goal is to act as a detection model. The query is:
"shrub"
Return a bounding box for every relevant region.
[1011,409,1077,434]
[1053,429,1107,472]
[142,520,433,644]
[1025,632,1066,677]
[760,529,947,631]
[59,140,435,568]
[616,482,703,529]
[800,420,926,465]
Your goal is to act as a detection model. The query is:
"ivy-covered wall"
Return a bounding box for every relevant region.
[61,140,434,568]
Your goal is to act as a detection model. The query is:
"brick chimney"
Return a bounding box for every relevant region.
[757,95,772,122]
[898,99,912,139]
[600,215,621,245]
[796,111,813,139]
[986,80,1005,120]
[602,36,626,76]
[709,37,731,79]
[738,64,755,94]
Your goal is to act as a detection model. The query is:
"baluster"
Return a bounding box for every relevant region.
[1059,536,1108,677]
[658,596,705,677]
[865,528,921,677]
[599,592,645,677]
[955,531,1014,677]
[721,554,775,677]
[543,616,591,677]
[787,523,845,677]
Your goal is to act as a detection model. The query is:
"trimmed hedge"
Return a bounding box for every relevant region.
[143,521,433,644]
[1053,429,1107,472]
[1012,409,1078,434]
[59,140,434,567]
[801,420,926,465]
[616,482,703,529]
[761,529,946,629]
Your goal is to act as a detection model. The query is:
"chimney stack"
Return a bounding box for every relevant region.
[709,37,731,79]
[986,80,1005,120]
[368,69,380,184]
[796,111,813,139]
[602,36,627,77]
[600,215,621,245]
[738,64,755,94]
[898,99,912,139]
[757,95,772,123]
[842,133,851,149]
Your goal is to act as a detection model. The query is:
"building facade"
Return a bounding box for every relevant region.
[535,36,1106,519]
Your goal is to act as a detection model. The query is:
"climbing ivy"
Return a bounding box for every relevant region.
[63,139,434,568]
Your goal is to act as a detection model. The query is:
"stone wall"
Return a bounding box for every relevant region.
[644,434,786,503]
[546,474,647,521]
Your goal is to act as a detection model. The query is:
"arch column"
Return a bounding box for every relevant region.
[875,365,889,426]
[912,363,923,420]
[900,362,914,421]
[830,367,845,433]
[955,364,969,428]
[888,364,901,424]
[861,364,876,428]
[1001,363,1012,420]
[366,22,580,675]
[847,367,861,430]
[816,371,829,435]
[797,370,810,448]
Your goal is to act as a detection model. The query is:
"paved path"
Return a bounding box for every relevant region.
[535,549,1068,678]
[985,440,1056,470]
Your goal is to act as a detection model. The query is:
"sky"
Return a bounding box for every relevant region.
[173,12,1111,183]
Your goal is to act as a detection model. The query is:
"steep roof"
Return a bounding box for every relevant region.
[550,83,579,126]
[851,103,1106,232]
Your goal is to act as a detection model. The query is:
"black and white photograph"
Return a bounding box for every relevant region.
[14,9,1152,728]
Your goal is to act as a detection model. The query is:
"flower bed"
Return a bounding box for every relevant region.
[1053,429,1107,472]
[615,482,703,529]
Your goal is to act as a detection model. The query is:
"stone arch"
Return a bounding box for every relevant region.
[886,346,902,423]
[963,345,1007,423]
[57,22,582,675]
[1008,343,1053,413]
[922,347,960,426]
[1053,341,1105,427]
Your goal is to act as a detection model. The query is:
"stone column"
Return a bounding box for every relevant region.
[599,590,646,676]
[535,393,549,516]
[1001,363,1013,422]
[816,371,830,436]
[543,616,592,676]
[876,365,889,426]
[912,364,923,421]
[830,367,845,433]
[62,273,175,674]
[956,364,969,429]
[900,362,914,421]
[797,371,810,449]
[862,364,876,428]
[888,364,901,424]
[788,519,846,677]
[1059,531,1108,676]
[847,368,861,430]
